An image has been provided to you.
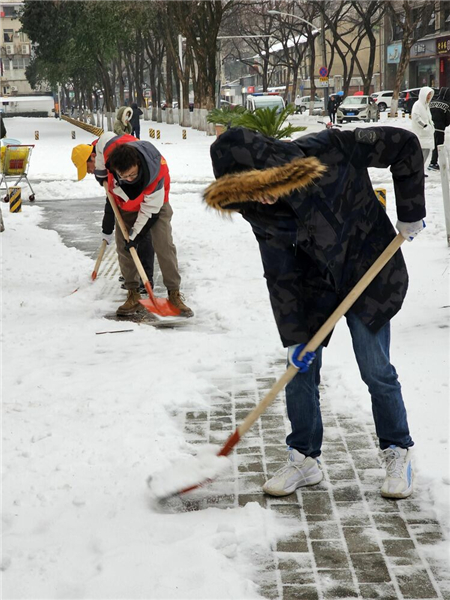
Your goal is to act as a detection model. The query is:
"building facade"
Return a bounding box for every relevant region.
[385,1,450,90]
[0,0,34,96]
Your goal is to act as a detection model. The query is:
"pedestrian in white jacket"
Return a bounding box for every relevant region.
[411,86,435,168]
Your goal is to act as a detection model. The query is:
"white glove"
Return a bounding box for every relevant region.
[102,232,114,245]
[396,219,426,242]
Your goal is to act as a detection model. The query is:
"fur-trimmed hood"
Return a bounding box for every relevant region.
[204,155,326,212]
[204,127,326,212]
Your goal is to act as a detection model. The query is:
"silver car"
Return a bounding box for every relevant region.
[337,95,379,123]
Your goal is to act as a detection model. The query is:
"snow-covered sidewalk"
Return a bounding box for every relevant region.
[1,115,449,599]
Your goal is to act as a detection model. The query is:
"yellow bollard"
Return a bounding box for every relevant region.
[9,186,22,213]
[182,129,187,139]
[35,131,39,140]
[402,112,405,118]
[71,131,76,139]
[374,188,386,211]
[149,128,155,138]
[156,130,160,139]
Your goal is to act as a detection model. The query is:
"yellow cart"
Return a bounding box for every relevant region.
[0,144,36,202]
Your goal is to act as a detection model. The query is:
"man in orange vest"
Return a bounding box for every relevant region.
[95,133,193,317]
[71,139,155,294]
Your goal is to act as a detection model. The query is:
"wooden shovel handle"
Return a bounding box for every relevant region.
[223,233,405,450]
[91,239,107,280]
[102,182,151,288]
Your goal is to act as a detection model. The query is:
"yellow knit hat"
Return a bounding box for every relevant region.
[71,144,94,180]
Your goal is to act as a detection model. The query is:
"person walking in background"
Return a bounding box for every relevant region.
[327,94,337,124]
[294,95,302,114]
[113,106,133,136]
[130,103,143,139]
[428,87,450,172]
[411,86,435,171]
[206,125,426,500]
[0,117,6,139]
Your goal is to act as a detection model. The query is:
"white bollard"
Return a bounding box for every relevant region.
[438,143,450,247]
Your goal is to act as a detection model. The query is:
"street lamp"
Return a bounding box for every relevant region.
[268,9,328,106]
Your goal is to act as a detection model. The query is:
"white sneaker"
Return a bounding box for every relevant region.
[381,445,413,499]
[262,448,323,496]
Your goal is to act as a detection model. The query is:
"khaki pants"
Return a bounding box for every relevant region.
[115,202,181,291]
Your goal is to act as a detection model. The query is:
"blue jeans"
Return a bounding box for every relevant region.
[285,311,413,457]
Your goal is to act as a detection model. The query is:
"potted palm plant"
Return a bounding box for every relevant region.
[206,105,247,136]
[236,105,307,140]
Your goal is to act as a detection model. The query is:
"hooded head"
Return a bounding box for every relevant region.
[131,102,138,109]
[205,127,326,211]
[71,144,94,180]
[419,86,434,105]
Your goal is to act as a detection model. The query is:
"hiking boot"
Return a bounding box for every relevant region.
[262,448,323,496]
[427,163,440,171]
[116,289,141,316]
[381,445,413,499]
[168,290,194,317]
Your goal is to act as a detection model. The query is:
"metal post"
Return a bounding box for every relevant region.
[438,144,450,246]
[57,85,62,120]
[178,34,184,126]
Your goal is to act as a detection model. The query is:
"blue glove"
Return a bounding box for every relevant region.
[288,344,316,372]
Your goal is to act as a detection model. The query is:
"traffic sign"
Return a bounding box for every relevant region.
[319,66,328,77]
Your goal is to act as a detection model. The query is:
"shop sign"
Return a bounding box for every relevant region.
[410,38,435,59]
[437,37,450,56]
[387,42,402,64]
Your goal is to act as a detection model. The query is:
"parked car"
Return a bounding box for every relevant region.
[398,87,439,114]
[298,95,324,114]
[371,90,394,112]
[246,93,285,113]
[336,95,379,123]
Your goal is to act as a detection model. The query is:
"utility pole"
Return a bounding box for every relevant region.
[320,12,329,107]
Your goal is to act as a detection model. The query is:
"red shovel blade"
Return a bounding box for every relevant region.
[139,281,180,317]
[91,271,98,281]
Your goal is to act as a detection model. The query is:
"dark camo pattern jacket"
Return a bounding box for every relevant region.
[210,127,426,347]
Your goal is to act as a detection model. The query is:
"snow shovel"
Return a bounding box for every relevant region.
[103,183,180,317]
[150,233,405,499]
[91,239,107,281]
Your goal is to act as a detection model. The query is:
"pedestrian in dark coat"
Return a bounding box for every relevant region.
[428,87,450,171]
[205,126,426,500]
[327,95,337,124]
[130,103,143,139]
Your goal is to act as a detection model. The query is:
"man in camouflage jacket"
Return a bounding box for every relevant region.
[205,126,426,500]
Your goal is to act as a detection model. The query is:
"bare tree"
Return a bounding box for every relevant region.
[386,0,436,116]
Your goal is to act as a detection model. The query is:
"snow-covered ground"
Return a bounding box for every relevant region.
[1,112,449,599]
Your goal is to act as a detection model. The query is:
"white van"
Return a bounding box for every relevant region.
[246,93,285,113]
